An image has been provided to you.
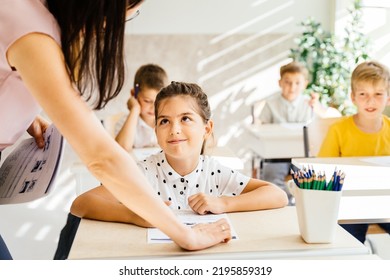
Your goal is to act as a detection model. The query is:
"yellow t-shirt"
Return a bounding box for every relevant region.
[317,115,390,157]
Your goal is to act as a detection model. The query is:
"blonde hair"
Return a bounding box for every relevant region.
[280,61,309,80]
[351,61,390,95]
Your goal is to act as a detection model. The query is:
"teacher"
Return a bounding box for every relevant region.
[0,0,231,259]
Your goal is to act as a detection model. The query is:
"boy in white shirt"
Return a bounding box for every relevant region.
[259,61,325,204]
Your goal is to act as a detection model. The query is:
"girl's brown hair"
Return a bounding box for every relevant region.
[155,81,213,154]
[155,81,211,123]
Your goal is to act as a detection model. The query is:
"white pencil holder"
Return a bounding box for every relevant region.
[287,180,342,243]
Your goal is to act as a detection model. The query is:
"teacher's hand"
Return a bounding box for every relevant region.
[27,115,50,149]
[179,218,231,251]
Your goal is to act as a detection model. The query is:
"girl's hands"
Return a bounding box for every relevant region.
[27,115,50,149]
[188,193,227,215]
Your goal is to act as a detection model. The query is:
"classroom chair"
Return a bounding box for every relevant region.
[366,232,390,259]
[302,117,340,157]
[250,99,266,125]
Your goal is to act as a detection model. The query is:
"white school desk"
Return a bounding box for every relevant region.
[245,123,305,177]
[246,123,305,159]
[291,156,390,224]
[70,146,244,195]
[68,207,369,260]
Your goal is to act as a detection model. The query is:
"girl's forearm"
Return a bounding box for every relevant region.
[223,185,288,212]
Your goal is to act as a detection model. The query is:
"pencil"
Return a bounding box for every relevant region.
[290,169,299,186]
[134,83,140,98]
[293,165,345,191]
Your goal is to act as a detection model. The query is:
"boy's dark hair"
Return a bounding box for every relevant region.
[351,61,390,95]
[134,64,169,91]
[47,0,143,110]
[280,61,309,80]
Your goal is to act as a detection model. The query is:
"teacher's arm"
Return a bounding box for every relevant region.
[7,33,231,250]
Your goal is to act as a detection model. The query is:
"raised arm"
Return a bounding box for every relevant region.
[115,96,141,152]
[7,33,231,250]
[308,92,327,118]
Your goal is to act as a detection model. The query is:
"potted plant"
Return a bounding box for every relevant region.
[290,0,371,115]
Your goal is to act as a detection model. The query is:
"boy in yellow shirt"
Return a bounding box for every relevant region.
[318,61,390,243]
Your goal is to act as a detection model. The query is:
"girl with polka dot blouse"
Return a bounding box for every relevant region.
[70,82,288,225]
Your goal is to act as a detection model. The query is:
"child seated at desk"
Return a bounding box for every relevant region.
[318,61,390,244]
[258,61,326,204]
[114,63,168,152]
[73,82,288,220]
[53,82,288,259]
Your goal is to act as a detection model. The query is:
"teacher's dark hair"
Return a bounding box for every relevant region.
[47,0,143,109]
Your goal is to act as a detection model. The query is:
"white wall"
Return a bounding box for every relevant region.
[103,0,334,118]
[127,0,332,34]
[97,0,390,175]
[335,0,390,65]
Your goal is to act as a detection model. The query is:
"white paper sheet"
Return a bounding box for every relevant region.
[0,124,64,204]
[148,210,238,243]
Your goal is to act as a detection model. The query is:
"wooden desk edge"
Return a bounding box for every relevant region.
[69,208,369,260]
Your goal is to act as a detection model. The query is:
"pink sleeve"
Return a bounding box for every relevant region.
[0,0,61,65]
[0,0,61,150]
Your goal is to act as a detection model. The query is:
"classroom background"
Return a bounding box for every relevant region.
[1,0,390,259]
[100,0,390,172]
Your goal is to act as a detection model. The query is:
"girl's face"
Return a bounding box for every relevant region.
[155,96,213,162]
[351,80,390,120]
